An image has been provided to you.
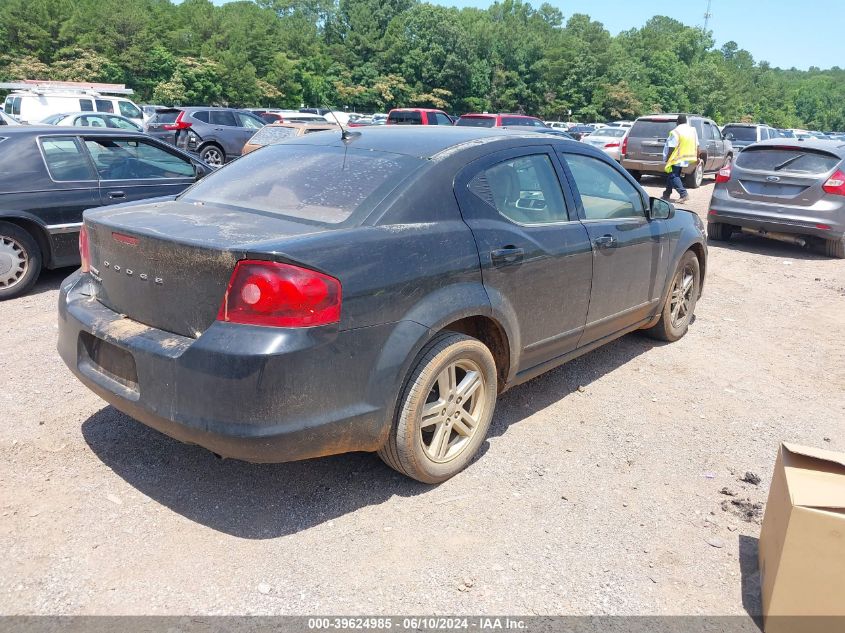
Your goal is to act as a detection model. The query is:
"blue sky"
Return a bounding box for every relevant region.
[429,0,839,70]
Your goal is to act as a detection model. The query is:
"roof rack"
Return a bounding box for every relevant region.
[0,80,134,96]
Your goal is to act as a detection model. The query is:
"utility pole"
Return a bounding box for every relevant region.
[703,0,713,32]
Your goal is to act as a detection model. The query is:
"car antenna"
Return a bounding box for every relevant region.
[324,105,352,141]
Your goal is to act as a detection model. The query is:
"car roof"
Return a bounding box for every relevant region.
[460,113,538,118]
[0,125,147,137]
[751,138,845,157]
[723,122,768,128]
[389,108,445,113]
[276,125,584,160]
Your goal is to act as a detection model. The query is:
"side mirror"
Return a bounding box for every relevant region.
[648,197,674,219]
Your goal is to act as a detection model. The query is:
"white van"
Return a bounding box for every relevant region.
[0,81,144,126]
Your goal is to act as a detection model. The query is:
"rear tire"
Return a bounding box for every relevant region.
[644,251,700,342]
[199,144,225,167]
[708,222,729,241]
[824,236,845,259]
[683,161,704,189]
[0,221,41,300]
[378,332,498,484]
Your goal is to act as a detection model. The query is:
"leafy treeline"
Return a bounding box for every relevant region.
[1,0,843,128]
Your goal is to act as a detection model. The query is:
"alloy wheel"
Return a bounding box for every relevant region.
[0,235,27,289]
[670,263,696,329]
[419,359,487,463]
[201,147,223,166]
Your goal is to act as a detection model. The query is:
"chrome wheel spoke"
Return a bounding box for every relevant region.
[0,236,27,287]
[456,370,482,401]
[430,421,452,459]
[421,400,445,429]
[453,411,477,437]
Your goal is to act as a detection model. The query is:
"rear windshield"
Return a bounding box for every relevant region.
[500,116,543,127]
[629,119,676,138]
[180,145,419,225]
[735,148,840,175]
[456,116,496,128]
[248,126,297,146]
[723,126,757,142]
[154,111,180,124]
[388,111,422,125]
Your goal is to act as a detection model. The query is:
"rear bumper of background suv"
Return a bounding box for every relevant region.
[58,271,424,463]
[621,158,696,176]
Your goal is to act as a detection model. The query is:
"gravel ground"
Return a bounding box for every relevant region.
[1,177,844,618]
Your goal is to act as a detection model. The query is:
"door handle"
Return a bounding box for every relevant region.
[593,234,617,249]
[491,246,524,268]
[108,191,126,199]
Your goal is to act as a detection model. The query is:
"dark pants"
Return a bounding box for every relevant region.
[664,165,687,198]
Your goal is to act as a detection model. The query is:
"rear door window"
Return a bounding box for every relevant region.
[84,138,195,180]
[95,99,114,114]
[209,111,237,127]
[735,148,840,175]
[78,99,93,112]
[40,137,96,181]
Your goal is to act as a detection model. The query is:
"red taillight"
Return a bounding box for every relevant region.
[217,260,341,328]
[604,142,620,148]
[715,164,732,184]
[79,226,90,273]
[163,111,191,131]
[621,136,628,156]
[822,170,845,196]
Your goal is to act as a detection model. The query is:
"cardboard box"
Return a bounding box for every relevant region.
[759,442,845,633]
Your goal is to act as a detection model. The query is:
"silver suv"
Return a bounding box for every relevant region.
[622,114,734,189]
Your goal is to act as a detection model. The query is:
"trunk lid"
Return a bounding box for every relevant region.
[728,145,842,207]
[84,200,333,338]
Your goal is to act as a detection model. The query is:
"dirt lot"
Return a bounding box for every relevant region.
[1,176,844,619]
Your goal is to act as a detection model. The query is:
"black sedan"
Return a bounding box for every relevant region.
[58,127,707,483]
[0,126,211,299]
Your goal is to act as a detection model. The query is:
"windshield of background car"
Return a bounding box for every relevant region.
[735,147,840,175]
[180,145,420,225]
[723,126,757,141]
[456,116,496,128]
[629,120,676,138]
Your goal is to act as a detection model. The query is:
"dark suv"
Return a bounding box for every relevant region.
[622,114,734,188]
[145,107,265,166]
[721,123,777,151]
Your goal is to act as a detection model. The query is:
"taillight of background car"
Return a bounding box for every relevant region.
[217,260,342,327]
[621,136,628,157]
[163,111,191,131]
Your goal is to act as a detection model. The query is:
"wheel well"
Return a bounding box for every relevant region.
[440,316,510,392]
[0,217,48,267]
[688,243,706,293]
[200,141,224,153]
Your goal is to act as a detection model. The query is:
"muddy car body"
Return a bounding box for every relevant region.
[59,127,707,482]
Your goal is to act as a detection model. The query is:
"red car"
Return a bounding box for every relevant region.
[386,108,454,125]
[456,113,546,128]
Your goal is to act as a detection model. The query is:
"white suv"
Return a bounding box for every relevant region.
[1,81,144,126]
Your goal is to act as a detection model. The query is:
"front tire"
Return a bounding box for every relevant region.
[378,332,498,484]
[0,221,42,300]
[683,161,704,189]
[644,251,701,342]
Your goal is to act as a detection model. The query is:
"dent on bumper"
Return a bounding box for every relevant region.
[58,272,426,463]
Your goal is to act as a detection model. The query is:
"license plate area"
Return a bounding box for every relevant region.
[78,332,140,399]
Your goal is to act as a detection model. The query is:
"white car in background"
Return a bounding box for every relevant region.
[41,111,143,131]
[607,120,634,128]
[581,126,630,162]
[1,81,143,126]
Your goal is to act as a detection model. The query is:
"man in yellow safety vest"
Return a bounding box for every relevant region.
[662,114,699,203]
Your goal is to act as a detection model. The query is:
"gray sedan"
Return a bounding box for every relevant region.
[708,138,845,257]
